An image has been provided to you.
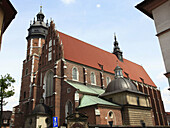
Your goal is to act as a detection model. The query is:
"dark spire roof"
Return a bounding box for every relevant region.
[27,6,48,39]
[113,33,123,62]
[114,33,119,48]
[36,6,45,22]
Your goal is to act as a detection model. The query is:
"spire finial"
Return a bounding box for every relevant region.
[40,6,42,12]
[114,33,117,42]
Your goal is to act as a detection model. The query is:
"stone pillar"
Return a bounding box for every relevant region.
[152,88,161,125]
[54,59,62,126]
[147,86,155,125]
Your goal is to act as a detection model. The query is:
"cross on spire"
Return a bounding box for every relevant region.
[40,6,42,12]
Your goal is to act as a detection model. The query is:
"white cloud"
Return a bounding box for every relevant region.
[96,4,101,8]
[161,87,170,112]
[156,72,167,82]
[61,0,75,4]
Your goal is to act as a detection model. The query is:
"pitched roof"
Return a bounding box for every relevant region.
[135,0,168,19]
[66,81,105,95]
[59,31,156,87]
[78,95,119,108]
[166,112,170,115]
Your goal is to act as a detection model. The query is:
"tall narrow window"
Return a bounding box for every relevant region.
[25,68,28,75]
[72,67,78,81]
[46,71,54,97]
[137,97,140,106]
[91,72,96,85]
[65,101,73,117]
[48,40,52,61]
[106,77,111,86]
[24,91,26,99]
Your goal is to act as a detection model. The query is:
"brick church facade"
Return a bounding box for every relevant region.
[12,9,167,128]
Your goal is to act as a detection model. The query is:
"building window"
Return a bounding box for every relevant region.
[25,68,28,75]
[106,77,111,86]
[72,67,78,81]
[48,40,52,61]
[48,52,52,61]
[67,88,71,93]
[65,100,73,117]
[49,40,52,47]
[3,120,8,124]
[24,91,26,99]
[137,97,140,106]
[109,111,114,118]
[90,72,96,85]
[45,70,54,97]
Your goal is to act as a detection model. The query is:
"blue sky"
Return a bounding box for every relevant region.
[1,0,170,111]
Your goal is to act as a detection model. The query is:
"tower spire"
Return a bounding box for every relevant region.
[113,33,123,62]
[114,33,118,47]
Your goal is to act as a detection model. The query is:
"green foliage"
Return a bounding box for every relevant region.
[0,74,15,127]
[0,74,15,106]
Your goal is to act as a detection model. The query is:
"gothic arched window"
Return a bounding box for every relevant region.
[72,67,78,81]
[90,72,96,85]
[45,70,54,97]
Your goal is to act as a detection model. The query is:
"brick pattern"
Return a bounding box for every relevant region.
[123,107,153,126]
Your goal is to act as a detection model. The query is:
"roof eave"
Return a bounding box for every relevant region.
[135,0,168,20]
[1,0,17,33]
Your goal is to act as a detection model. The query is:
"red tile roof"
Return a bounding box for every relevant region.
[58,31,156,87]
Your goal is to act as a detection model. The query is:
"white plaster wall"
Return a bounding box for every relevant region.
[36,116,48,128]
[158,31,170,72]
[152,1,170,73]
[152,1,170,34]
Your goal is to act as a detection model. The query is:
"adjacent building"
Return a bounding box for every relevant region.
[1,111,12,128]
[0,0,17,50]
[136,0,170,90]
[13,8,168,127]
[166,112,170,126]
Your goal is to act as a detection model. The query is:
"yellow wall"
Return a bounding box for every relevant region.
[104,92,150,107]
[126,93,150,107]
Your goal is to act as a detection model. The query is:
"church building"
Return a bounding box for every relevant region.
[13,8,167,128]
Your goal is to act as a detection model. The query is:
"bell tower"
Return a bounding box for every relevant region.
[26,6,48,59]
[17,7,48,127]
